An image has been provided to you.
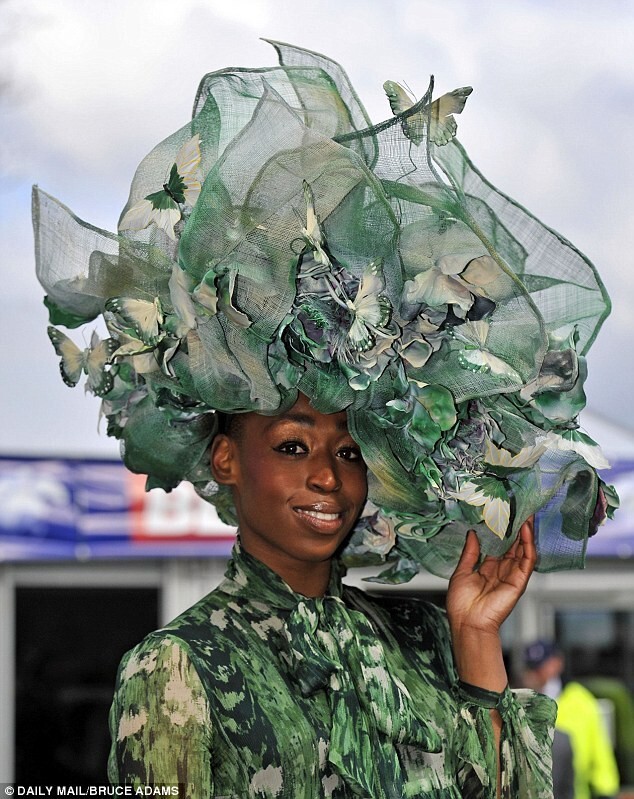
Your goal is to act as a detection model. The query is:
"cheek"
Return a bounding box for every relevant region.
[241,456,293,500]
[348,467,368,507]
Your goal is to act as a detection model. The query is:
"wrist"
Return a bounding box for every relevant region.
[451,627,507,693]
[449,623,502,650]
[448,613,501,637]
[456,680,509,709]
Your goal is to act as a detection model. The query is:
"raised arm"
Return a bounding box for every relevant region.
[446,519,537,796]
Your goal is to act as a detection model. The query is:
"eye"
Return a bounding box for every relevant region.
[337,445,364,463]
[274,440,308,456]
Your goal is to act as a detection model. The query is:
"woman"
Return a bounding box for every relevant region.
[33,40,614,799]
[108,393,553,796]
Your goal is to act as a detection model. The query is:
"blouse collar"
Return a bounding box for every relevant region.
[217,536,442,798]
[218,537,345,608]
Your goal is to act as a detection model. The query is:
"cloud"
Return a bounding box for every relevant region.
[2,0,634,456]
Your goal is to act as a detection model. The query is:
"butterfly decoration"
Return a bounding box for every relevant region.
[451,320,522,383]
[104,295,186,377]
[295,184,393,357]
[299,181,332,275]
[47,326,117,397]
[343,261,392,354]
[383,81,473,146]
[119,134,202,240]
[104,297,164,347]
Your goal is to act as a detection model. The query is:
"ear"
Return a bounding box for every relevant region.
[210,434,239,486]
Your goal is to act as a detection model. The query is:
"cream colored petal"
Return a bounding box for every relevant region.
[483,496,510,538]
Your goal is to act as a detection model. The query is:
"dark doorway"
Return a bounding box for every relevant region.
[15,585,158,784]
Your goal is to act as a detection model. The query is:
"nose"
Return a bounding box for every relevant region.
[307,452,342,493]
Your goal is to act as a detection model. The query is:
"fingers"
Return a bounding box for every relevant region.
[452,517,537,583]
[517,516,537,574]
[479,517,537,586]
[451,529,481,579]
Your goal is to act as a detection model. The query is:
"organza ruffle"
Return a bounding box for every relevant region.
[33,40,616,580]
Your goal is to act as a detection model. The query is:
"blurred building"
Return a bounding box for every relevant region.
[1,410,633,785]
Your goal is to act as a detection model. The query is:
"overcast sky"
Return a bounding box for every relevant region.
[2,0,633,458]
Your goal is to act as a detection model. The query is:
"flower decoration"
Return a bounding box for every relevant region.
[33,42,617,581]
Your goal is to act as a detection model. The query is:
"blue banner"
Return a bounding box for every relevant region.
[0,456,236,561]
[0,456,631,562]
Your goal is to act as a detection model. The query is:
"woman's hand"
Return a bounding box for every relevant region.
[447,517,537,637]
[446,518,536,694]
[446,519,536,797]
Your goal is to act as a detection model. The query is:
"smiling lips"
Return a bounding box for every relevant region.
[294,505,346,533]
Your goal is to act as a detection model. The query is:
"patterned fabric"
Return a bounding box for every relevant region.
[108,544,556,798]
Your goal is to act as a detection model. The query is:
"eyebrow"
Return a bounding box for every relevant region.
[265,412,349,432]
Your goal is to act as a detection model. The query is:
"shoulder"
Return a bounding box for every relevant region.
[116,579,289,697]
[112,633,212,742]
[115,631,203,695]
[114,585,238,689]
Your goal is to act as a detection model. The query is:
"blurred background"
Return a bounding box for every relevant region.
[1,0,634,791]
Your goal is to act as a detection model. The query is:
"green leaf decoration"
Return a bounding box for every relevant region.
[415,384,457,431]
[548,428,610,470]
[364,557,421,585]
[408,401,442,451]
[560,468,598,541]
[44,295,97,329]
[484,438,547,471]
[483,496,511,538]
[451,477,510,538]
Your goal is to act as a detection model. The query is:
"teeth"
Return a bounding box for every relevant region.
[298,509,340,521]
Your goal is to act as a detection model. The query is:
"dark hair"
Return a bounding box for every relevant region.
[216,412,246,442]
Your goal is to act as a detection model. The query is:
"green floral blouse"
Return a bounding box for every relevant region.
[108,544,556,798]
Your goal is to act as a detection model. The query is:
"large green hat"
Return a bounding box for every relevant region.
[33,41,617,581]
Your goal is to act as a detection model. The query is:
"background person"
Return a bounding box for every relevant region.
[522,640,620,799]
[552,730,575,799]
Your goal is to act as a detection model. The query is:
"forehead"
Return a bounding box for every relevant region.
[242,395,350,436]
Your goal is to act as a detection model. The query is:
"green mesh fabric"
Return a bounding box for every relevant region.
[33,41,616,581]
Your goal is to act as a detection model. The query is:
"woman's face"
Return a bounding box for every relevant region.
[211,394,367,589]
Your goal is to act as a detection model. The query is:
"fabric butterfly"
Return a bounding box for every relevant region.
[47,326,117,397]
[119,134,202,240]
[344,261,392,354]
[383,81,473,146]
[104,297,164,347]
[451,320,522,383]
[300,180,332,274]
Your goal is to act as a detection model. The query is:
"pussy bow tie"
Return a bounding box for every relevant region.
[281,595,441,799]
